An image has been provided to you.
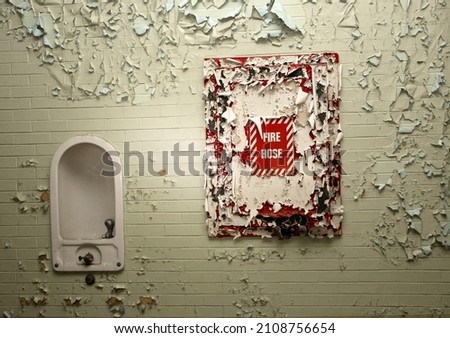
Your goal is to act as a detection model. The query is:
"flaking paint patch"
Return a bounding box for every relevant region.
[1,0,307,102]
[135,295,157,313]
[38,252,49,273]
[106,296,125,317]
[63,297,83,307]
[10,181,50,214]
[19,295,48,307]
[20,158,38,167]
[208,246,285,263]
[231,275,286,318]
[360,0,450,258]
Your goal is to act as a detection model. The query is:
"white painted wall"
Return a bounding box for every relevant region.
[0,0,449,317]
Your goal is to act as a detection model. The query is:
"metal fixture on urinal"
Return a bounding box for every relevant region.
[78,252,94,265]
[103,219,115,239]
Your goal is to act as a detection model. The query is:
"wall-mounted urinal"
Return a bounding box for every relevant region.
[50,136,124,271]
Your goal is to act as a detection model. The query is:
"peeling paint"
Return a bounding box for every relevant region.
[4,240,12,248]
[19,295,48,307]
[231,275,286,317]
[38,252,49,273]
[135,295,157,313]
[204,53,343,238]
[20,158,38,167]
[3,311,13,318]
[112,285,127,293]
[209,246,285,263]
[106,296,125,317]
[63,297,83,307]
[11,192,26,203]
[0,0,310,102]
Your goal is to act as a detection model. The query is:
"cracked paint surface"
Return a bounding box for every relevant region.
[349,1,449,261]
[0,0,305,102]
[204,54,343,238]
[231,275,286,317]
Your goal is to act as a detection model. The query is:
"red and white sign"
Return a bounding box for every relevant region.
[204,53,342,238]
[248,117,295,177]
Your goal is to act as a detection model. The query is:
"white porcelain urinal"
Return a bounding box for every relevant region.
[50,136,124,271]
